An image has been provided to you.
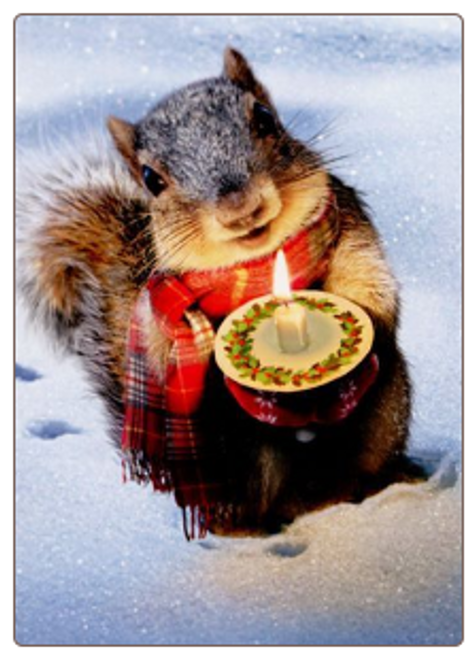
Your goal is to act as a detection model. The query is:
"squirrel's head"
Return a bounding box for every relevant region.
[108,48,329,272]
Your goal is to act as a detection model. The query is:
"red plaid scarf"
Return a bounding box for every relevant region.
[122,193,340,537]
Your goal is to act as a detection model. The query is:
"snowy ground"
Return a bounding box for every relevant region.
[15,15,462,645]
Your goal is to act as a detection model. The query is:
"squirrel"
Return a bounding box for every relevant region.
[18,48,421,536]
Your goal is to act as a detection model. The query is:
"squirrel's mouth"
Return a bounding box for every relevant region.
[234,221,272,248]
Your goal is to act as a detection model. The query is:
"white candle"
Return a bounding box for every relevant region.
[272,250,309,354]
[274,302,309,353]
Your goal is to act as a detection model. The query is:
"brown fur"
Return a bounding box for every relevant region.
[36,190,139,379]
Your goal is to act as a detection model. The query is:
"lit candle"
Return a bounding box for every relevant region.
[272,250,309,353]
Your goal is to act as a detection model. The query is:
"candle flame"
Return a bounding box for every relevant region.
[273,249,292,299]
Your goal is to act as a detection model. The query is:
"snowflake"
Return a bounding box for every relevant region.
[257,412,278,424]
[256,396,278,409]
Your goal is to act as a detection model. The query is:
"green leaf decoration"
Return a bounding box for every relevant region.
[256,371,271,384]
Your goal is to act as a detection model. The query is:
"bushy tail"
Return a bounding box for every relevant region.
[16,132,153,429]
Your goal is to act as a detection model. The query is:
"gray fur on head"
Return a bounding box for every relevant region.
[136,78,256,201]
[108,48,276,202]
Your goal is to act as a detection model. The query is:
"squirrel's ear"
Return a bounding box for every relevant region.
[107,116,141,178]
[224,48,257,89]
[223,47,272,105]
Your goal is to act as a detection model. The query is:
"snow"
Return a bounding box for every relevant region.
[15,15,462,645]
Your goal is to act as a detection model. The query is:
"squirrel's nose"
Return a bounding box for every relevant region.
[215,177,282,231]
[216,190,264,229]
[222,189,249,211]
[217,176,248,200]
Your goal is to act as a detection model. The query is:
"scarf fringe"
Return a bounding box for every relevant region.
[181,502,238,541]
[122,451,172,491]
[182,505,209,541]
[122,451,235,540]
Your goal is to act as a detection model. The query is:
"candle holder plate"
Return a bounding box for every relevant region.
[214,291,374,392]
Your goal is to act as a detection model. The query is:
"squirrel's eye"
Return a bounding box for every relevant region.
[141,165,166,196]
[253,102,277,138]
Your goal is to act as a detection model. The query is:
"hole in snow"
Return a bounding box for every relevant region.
[15,363,43,382]
[267,542,308,558]
[27,419,82,440]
